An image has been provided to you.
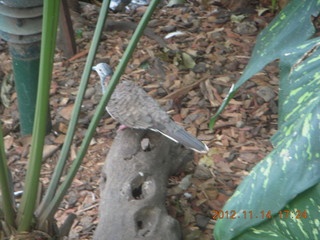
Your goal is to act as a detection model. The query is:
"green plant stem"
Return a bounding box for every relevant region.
[36,0,111,219]
[271,0,277,12]
[0,122,15,227]
[17,0,60,232]
[38,0,160,223]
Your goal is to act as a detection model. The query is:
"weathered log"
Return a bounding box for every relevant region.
[94,129,193,240]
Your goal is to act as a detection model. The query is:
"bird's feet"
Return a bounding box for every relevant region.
[117,124,128,131]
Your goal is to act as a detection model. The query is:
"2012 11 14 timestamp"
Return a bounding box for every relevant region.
[211,210,308,219]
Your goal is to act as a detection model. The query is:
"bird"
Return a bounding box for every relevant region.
[92,63,209,153]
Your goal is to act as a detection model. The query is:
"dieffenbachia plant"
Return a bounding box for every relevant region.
[213,0,320,239]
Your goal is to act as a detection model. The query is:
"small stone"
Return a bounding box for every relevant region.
[161,25,177,33]
[182,22,193,28]
[236,121,245,128]
[65,79,75,87]
[80,216,93,229]
[177,174,192,190]
[195,214,210,229]
[193,62,207,73]
[194,164,212,179]
[235,20,258,36]
[225,61,239,71]
[256,86,276,102]
[82,31,94,39]
[157,87,167,97]
[184,192,193,198]
[81,101,94,111]
[84,87,96,99]
[67,191,79,207]
[269,100,278,114]
[256,96,265,105]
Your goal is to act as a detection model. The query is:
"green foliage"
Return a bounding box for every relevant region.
[0,122,15,228]
[36,0,112,228]
[37,0,161,227]
[16,1,60,232]
[209,0,319,128]
[0,0,160,238]
[271,0,277,10]
[213,0,320,239]
[234,184,320,240]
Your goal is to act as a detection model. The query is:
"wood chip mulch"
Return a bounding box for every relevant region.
[0,1,279,239]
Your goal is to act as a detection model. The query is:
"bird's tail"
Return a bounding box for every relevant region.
[156,124,209,153]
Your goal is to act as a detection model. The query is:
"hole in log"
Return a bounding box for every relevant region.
[132,183,143,199]
[131,172,147,199]
[134,207,158,236]
[131,174,146,200]
[137,220,143,229]
[130,173,155,200]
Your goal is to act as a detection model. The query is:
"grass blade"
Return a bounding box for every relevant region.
[17,0,60,231]
[0,122,15,227]
[36,0,111,219]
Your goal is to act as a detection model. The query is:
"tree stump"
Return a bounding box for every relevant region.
[93,129,193,240]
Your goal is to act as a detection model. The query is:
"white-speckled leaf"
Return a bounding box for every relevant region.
[234,184,320,240]
[214,0,320,239]
[210,0,320,128]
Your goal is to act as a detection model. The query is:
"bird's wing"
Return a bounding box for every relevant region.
[107,81,171,129]
[107,81,208,153]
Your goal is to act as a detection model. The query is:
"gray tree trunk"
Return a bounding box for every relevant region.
[94,129,193,240]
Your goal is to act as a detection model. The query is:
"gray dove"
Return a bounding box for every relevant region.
[92,63,209,153]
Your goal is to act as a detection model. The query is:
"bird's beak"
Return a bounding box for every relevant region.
[92,66,96,71]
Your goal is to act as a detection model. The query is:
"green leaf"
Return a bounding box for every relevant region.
[209,0,320,129]
[182,52,196,69]
[273,37,320,144]
[36,0,112,224]
[214,1,320,239]
[0,123,15,228]
[234,184,320,240]
[214,103,320,239]
[17,0,60,232]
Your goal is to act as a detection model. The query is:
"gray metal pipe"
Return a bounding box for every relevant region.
[0,1,51,135]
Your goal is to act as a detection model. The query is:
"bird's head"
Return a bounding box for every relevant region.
[92,63,113,94]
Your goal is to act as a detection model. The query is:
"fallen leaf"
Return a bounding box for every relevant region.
[182,52,196,69]
[43,144,60,160]
[60,104,74,120]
